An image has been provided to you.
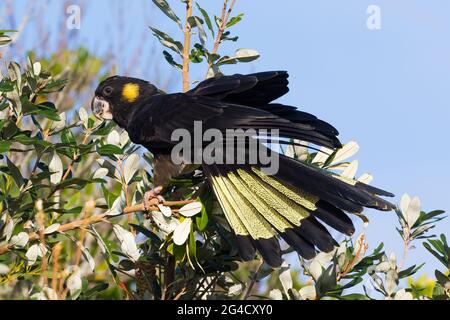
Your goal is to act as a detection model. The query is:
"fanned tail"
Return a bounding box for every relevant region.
[204,156,394,268]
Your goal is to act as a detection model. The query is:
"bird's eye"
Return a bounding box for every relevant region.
[103,86,113,96]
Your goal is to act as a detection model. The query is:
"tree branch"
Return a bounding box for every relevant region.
[206,0,237,76]
[0,199,195,255]
[182,0,193,92]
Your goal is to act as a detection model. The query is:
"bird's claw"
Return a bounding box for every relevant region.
[144,186,165,211]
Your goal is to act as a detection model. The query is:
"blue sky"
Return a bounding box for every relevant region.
[2,0,449,278]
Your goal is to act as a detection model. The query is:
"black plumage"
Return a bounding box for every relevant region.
[92,71,395,268]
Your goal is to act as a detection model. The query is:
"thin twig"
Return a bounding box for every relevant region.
[242,260,263,300]
[35,201,48,287]
[51,243,62,298]
[338,234,368,281]
[182,0,193,92]
[206,0,237,76]
[399,233,411,270]
[0,199,195,255]
[61,132,91,181]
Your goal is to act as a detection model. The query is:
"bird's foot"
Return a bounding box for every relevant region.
[144,186,165,211]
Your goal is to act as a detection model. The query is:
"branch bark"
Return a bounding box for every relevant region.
[206,0,237,76]
[0,199,195,255]
[182,0,193,92]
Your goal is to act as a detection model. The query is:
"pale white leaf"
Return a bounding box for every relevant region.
[108,192,126,216]
[269,289,283,300]
[49,153,63,185]
[67,269,82,299]
[314,251,335,267]
[279,262,293,296]
[312,146,333,164]
[0,263,10,275]
[173,218,192,246]
[394,289,414,300]
[33,62,41,76]
[299,285,316,300]
[341,160,358,179]
[331,141,359,165]
[123,154,140,184]
[26,244,40,266]
[309,260,323,281]
[400,194,411,219]
[157,204,172,218]
[78,107,88,128]
[376,261,390,273]
[120,130,130,147]
[235,48,260,62]
[151,211,179,234]
[107,130,120,146]
[44,223,60,235]
[358,173,373,184]
[79,244,95,272]
[228,283,244,296]
[284,145,295,158]
[93,167,108,180]
[389,252,397,269]
[3,218,14,242]
[52,112,66,130]
[385,270,398,295]
[9,232,29,248]
[179,202,202,217]
[406,196,421,227]
[113,225,140,261]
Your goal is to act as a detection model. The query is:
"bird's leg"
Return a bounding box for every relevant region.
[143,186,165,211]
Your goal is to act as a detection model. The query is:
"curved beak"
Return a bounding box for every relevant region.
[91,96,113,120]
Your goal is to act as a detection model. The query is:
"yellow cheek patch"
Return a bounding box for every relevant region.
[122,83,140,103]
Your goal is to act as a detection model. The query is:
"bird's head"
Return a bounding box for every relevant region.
[91,76,159,127]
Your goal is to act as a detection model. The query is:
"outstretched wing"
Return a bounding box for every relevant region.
[128,93,341,150]
[187,71,290,106]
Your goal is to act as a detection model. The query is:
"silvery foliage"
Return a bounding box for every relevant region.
[1,0,448,300]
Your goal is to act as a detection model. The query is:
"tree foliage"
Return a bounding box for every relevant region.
[0,1,448,300]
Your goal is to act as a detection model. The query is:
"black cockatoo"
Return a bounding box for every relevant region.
[92,71,394,267]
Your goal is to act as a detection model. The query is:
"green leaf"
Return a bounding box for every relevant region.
[435,270,450,285]
[196,3,214,37]
[189,48,204,64]
[226,13,244,28]
[6,156,24,187]
[423,242,447,267]
[196,204,209,231]
[163,50,183,69]
[149,27,183,55]
[0,141,12,153]
[196,189,212,231]
[97,144,124,156]
[61,128,76,144]
[119,259,136,271]
[188,16,207,45]
[53,178,90,192]
[152,0,183,29]
[235,48,260,62]
[8,62,22,89]
[221,31,239,42]
[23,102,61,121]
[216,55,238,66]
[0,79,15,92]
[41,79,67,93]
